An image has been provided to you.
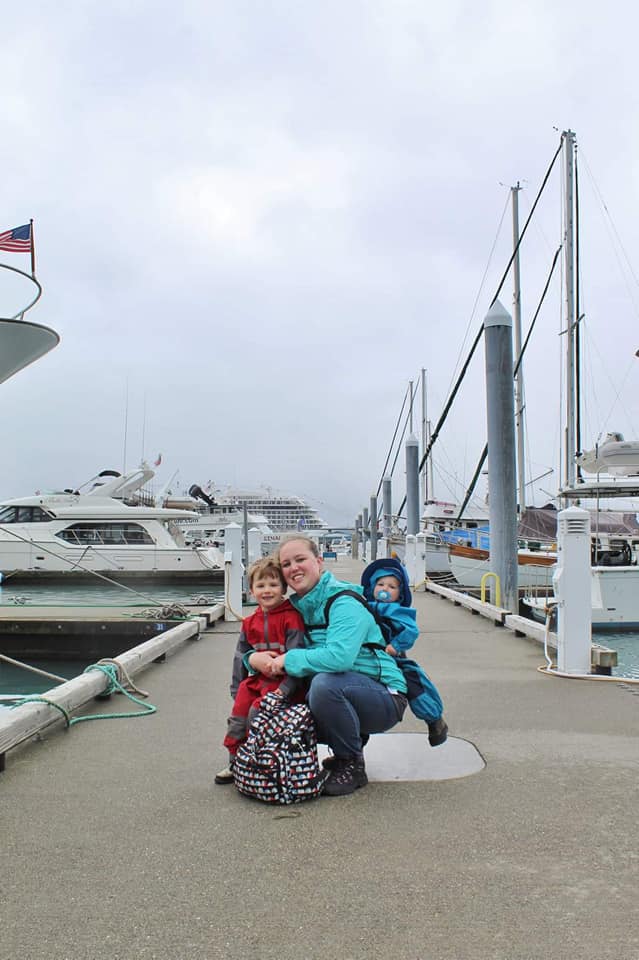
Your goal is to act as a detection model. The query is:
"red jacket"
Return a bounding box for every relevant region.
[230,599,305,698]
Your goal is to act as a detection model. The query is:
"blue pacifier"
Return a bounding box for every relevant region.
[376,589,391,602]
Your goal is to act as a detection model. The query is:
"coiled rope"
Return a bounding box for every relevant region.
[129,603,191,620]
[9,660,157,725]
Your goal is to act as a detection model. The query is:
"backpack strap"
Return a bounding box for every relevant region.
[324,589,371,622]
[306,589,386,651]
[302,589,366,631]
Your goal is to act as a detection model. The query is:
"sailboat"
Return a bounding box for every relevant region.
[449,131,639,625]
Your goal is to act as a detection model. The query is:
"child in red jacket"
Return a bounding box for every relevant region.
[214,556,306,784]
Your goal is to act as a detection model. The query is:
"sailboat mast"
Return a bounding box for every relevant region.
[563,130,578,492]
[511,183,526,511]
[421,367,428,507]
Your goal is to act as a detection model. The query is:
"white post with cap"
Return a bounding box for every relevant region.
[553,506,592,674]
[405,534,417,587]
[224,523,244,622]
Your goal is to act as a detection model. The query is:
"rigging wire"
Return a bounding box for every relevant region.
[456,244,564,519]
[583,326,638,439]
[515,246,563,377]
[444,191,511,400]
[395,137,565,520]
[388,414,410,478]
[579,147,639,315]
[572,146,639,439]
[431,458,486,512]
[375,384,410,497]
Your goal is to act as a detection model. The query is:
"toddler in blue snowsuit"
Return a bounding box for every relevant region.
[361,558,448,746]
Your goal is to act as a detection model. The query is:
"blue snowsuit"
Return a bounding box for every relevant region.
[361,558,445,725]
[361,558,419,653]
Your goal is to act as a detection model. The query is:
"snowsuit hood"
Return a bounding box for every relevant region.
[361,558,412,606]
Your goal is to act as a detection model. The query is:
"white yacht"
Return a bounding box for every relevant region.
[0,467,224,582]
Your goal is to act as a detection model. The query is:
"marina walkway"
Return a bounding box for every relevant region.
[2,557,638,960]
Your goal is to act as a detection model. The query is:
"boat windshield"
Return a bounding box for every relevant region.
[167,520,186,546]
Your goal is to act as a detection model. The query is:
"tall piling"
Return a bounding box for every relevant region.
[382,476,392,558]
[484,299,518,611]
[405,435,420,535]
[370,494,378,561]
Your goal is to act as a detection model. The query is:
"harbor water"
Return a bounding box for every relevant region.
[595,628,639,679]
[0,577,224,700]
[2,578,638,703]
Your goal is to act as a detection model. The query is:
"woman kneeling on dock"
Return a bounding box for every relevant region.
[251,535,408,797]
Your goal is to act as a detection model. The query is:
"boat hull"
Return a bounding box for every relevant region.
[448,543,556,591]
[388,535,453,575]
[590,565,639,628]
[0,542,223,582]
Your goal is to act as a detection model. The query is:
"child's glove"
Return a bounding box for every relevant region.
[260,690,288,712]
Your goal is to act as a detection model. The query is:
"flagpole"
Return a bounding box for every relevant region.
[30,219,35,278]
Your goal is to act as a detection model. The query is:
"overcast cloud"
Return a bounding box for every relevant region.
[1,1,638,525]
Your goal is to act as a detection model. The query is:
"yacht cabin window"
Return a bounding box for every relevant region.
[0,506,54,523]
[55,523,155,545]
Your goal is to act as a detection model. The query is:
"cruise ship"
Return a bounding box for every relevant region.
[210,486,328,534]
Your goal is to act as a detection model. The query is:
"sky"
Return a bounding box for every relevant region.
[1,0,639,526]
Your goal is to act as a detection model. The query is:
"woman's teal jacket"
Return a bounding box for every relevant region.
[284,571,408,693]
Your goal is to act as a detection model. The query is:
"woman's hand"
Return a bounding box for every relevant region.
[269,654,287,676]
[248,651,279,676]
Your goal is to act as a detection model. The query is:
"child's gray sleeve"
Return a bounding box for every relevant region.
[277,624,306,697]
[284,624,306,652]
[230,628,251,699]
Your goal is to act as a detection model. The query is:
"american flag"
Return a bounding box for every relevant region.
[0,223,32,252]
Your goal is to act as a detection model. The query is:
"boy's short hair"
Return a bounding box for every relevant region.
[248,556,286,590]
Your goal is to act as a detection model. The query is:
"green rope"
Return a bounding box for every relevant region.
[70,664,157,723]
[9,663,157,725]
[9,696,71,725]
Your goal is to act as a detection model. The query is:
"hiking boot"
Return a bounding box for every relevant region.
[322,757,368,797]
[322,754,338,770]
[322,753,363,771]
[428,717,448,747]
[323,736,368,770]
[214,763,235,785]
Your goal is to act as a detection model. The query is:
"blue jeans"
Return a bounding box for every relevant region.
[307,671,406,758]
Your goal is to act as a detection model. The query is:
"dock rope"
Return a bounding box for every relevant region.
[9,661,157,725]
[537,603,639,684]
[0,652,67,684]
[9,695,71,724]
[129,603,192,620]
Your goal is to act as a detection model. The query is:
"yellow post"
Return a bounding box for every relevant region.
[480,571,501,607]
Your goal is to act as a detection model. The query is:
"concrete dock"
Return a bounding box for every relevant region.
[2,557,638,960]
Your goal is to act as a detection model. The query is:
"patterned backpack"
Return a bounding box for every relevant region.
[232,692,324,804]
